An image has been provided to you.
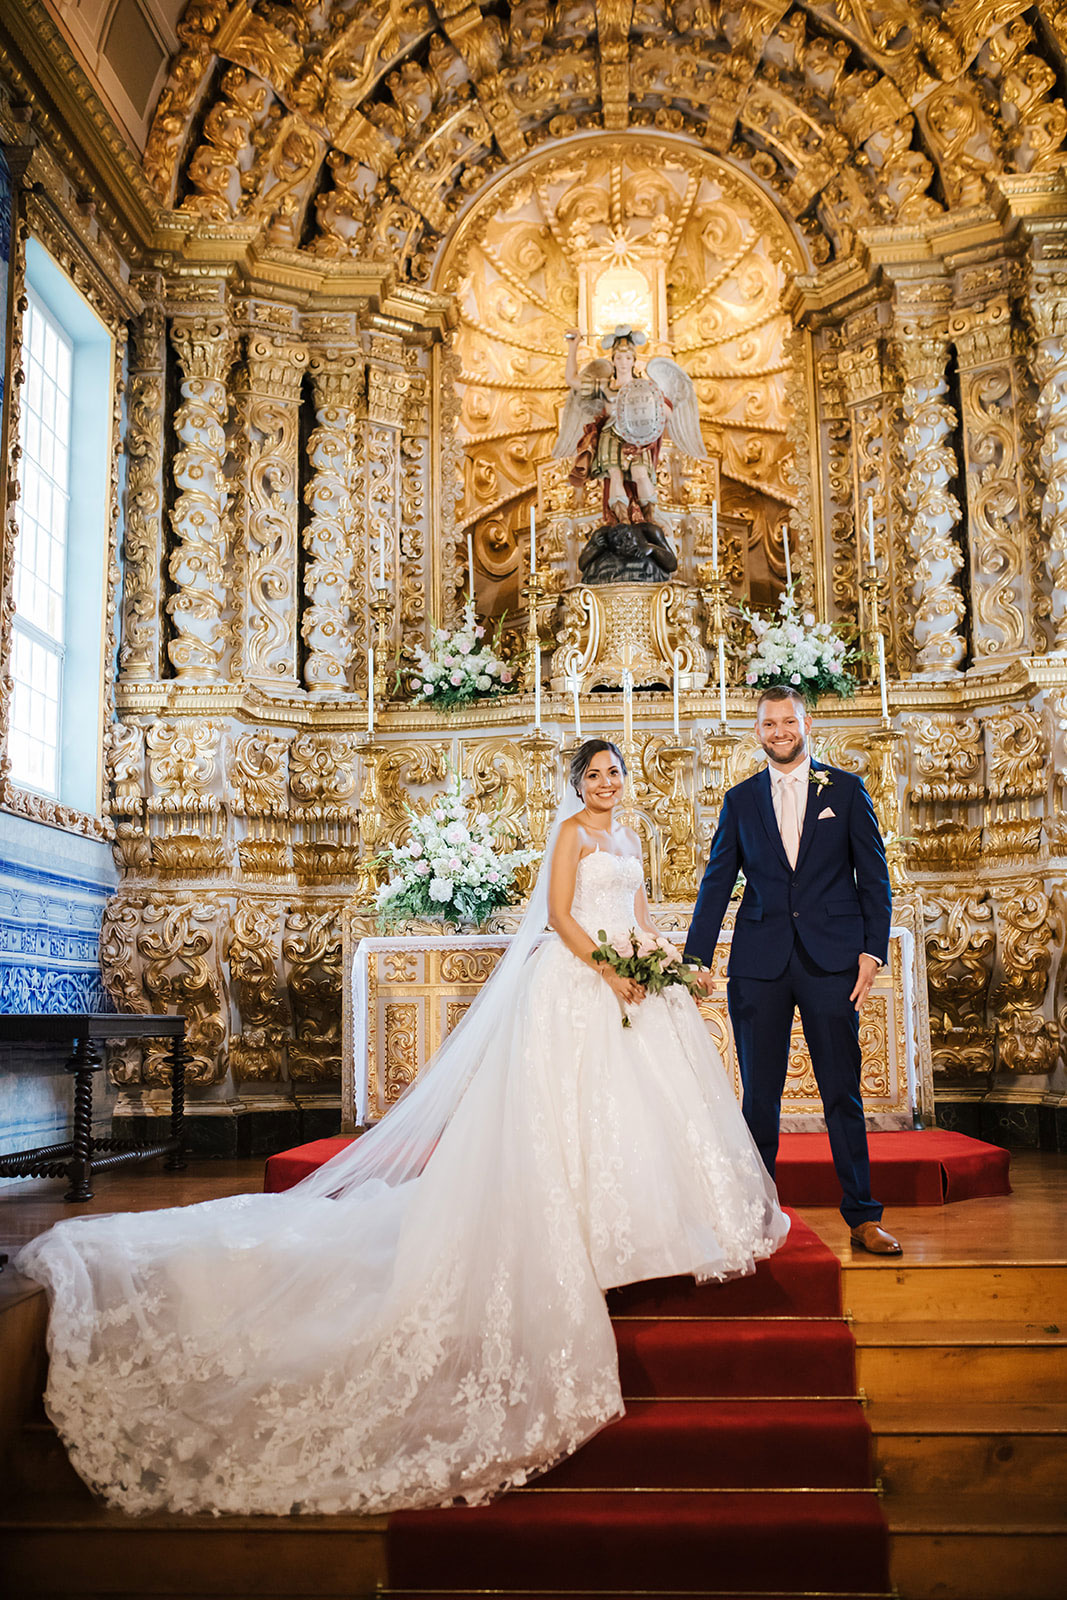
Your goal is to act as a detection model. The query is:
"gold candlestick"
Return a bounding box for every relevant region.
[657,742,698,902]
[859,559,882,685]
[701,569,732,731]
[865,725,909,890]
[700,728,742,830]
[522,568,546,727]
[356,739,387,905]
[517,732,560,893]
[370,586,393,701]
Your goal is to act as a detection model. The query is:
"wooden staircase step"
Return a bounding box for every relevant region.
[0,1497,388,1597]
[841,1261,1067,1322]
[875,1429,1067,1501]
[890,1527,1067,1600]
[853,1320,1067,1403]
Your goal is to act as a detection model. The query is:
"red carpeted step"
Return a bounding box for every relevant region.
[774,1129,1011,1206]
[613,1316,856,1398]
[531,1399,873,1489]
[606,1212,840,1318]
[264,1135,353,1191]
[388,1490,890,1592]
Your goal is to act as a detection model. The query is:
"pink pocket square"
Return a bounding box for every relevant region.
[818,806,835,819]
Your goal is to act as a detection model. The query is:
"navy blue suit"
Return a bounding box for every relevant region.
[684,760,892,1226]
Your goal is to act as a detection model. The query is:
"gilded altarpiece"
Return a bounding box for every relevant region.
[6,0,1067,1145]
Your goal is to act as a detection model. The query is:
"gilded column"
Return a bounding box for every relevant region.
[166,313,235,681]
[951,281,1037,659]
[1028,271,1067,647]
[838,310,911,673]
[120,279,166,681]
[302,349,362,691]
[232,331,308,688]
[399,355,431,660]
[895,303,966,671]
[363,338,408,672]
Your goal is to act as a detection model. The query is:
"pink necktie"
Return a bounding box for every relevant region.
[779,775,800,868]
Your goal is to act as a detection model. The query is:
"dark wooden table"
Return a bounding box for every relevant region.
[0,1013,187,1201]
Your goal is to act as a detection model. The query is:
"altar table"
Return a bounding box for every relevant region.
[343,918,933,1134]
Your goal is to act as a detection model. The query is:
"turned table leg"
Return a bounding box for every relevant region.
[64,1034,102,1202]
[165,1025,188,1172]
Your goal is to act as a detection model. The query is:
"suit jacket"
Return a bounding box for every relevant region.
[683,759,892,980]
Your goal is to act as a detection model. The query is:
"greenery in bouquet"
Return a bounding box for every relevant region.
[741,583,858,702]
[406,600,521,710]
[376,777,540,929]
[590,928,707,1026]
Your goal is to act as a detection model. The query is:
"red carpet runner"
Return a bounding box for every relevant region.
[384,1211,890,1599]
[266,1127,1011,1208]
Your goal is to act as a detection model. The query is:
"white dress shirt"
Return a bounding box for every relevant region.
[769,756,810,838]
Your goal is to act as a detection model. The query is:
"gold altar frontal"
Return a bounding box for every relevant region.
[342,919,929,1135]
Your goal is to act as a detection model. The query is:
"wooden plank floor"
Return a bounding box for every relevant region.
[2,1148,1065,1269]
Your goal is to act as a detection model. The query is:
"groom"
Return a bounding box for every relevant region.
[684,685,901,1254]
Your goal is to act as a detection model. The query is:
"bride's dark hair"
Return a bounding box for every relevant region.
[570,738,627,797]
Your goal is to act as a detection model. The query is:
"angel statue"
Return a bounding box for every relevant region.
[554,324,706,528]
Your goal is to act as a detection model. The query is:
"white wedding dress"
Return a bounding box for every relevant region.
[17,849,788,1517]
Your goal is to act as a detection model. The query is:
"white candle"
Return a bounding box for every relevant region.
[569,674,582,740]
[875,632,889,720]
[712,500,719,572]
[672,648,681,739]
[534,643,541,730]
[467,531,475,603]
[783,522,792,588]
[378,532,386,589]
[367,647,375,736]
[530,504,536,575]
[717,637,728,728]
[623,670,633,747]
[866,496,876,566]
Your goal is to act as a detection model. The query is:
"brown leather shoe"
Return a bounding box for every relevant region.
[849,1221,903,1255]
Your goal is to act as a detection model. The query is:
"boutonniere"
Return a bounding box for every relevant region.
[809,768,832,793]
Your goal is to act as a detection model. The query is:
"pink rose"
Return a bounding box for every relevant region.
[613,936,635,959]
[636,935,658,959]
[450,671,464,686]
[500,670,513,684]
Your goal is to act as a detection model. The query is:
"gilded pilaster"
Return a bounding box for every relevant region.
[302,349,362,692]
[166,312,236,682]
[839,309,911,673]
[894,292,966,671]
[951,274,1038,659]
[232,329,307,688]
[119,282,166,681]
[1028,270,1067,646]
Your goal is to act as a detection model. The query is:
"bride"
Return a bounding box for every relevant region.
[16,739,788,1518]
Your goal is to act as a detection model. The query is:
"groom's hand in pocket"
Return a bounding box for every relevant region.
[849,954,880,1011]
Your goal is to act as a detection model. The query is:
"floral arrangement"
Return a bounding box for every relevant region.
[590,928,707,1026]
[407,600,519,710]
[742,584,858,701]
[376,777,540,929]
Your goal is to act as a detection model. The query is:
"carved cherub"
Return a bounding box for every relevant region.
[553,324,705,525]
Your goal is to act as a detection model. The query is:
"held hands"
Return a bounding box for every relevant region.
[602,968,646,1006]
[850,954,880,1012]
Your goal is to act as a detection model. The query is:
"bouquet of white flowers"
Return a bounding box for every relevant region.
[742,583,858,701]
[407,600,519,710]
[375,777,540,929]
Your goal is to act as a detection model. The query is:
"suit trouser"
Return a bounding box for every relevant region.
[727,935,882,1227]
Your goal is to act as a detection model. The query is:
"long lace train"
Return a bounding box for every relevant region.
[17,852,788,1515]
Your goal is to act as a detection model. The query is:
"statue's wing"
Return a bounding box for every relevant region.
[646,356,707,459]
[551,359,612,459]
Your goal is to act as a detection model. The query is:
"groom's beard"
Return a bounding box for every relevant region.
[760,734,806,767]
